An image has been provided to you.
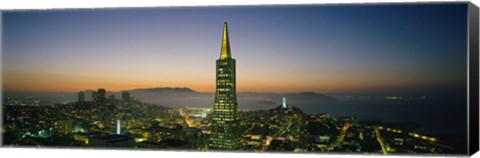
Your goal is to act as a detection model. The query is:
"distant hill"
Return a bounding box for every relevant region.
[3,87,337,110]
[124,88,337,109]
[128,87,200,98]
[284,91,337,102]
[131,87,197,94]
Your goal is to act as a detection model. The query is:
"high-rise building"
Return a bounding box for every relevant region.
[97,88,106,103]
[92,88,108,121]
[92,88,106,105]
[92,91,98,103]
[107,95,116,104]
[78,91,85,102]
[121,91,131,106]
[107,94,116,112]
[209,21,241,150]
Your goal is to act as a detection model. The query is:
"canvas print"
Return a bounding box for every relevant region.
[1,3,476,156]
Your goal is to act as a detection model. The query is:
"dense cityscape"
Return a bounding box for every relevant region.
[1,21,466,155]
[1,89,464,154]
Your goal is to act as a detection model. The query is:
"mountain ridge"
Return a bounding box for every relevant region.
[4,87,338,109]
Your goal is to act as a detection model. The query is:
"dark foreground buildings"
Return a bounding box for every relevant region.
[209,21,241,150]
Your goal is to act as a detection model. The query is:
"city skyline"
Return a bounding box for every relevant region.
[1,3,474,155]
[2,4,468,94]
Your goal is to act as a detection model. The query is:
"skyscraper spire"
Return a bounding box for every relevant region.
[210,21,240,150]
[220,21,231,60]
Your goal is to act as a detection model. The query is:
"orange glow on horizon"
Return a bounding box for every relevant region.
[3,55,463,93]
[3,68,458,93]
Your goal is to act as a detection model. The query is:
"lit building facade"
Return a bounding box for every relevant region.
[92,88,106,106]
[209,21,241,150]
[121,91,131,106]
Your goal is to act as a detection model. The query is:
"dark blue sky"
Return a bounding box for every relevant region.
[2,3,468,93]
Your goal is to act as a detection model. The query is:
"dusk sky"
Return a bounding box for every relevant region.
[2,4,468,93]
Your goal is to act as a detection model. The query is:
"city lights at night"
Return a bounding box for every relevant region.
[1,3,473,156]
